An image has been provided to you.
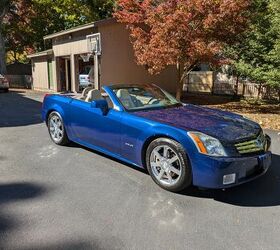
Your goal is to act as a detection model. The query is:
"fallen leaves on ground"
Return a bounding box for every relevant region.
[183,94,280,131]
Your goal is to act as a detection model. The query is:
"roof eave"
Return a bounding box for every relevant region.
[27,49,53,59]
[43,18,116,41]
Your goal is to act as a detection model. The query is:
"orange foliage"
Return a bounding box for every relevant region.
[115,0,250,75]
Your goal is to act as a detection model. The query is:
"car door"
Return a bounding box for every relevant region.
[69,99,122,155]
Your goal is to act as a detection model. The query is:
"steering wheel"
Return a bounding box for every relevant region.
[147,97,159,105]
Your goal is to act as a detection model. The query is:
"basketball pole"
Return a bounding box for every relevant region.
[86,33,101,90]
[94,52,99,90]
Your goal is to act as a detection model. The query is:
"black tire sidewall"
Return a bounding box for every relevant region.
[146,138,192,192]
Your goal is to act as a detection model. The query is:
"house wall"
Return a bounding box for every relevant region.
[51,27,98,91]
[186,71,213,93]
[31,55,53,91]
[98,22,178,94]
[52,28,97,56]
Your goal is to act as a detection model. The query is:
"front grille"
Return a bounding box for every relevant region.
[235,132,266,155]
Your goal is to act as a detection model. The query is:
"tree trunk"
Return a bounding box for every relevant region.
[234,75,239,96]
[175,64,195,100]
[257,83,262,100]
[0,25,7,75]
[175,79,184,100]
[176,62,182,100]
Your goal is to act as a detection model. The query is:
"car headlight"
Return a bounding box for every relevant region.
[188,131,227,157]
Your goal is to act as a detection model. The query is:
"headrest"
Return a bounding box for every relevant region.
[85,89,102,102]
[116,89,131,99]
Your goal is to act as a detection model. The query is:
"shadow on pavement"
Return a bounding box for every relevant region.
[66,142,149,175]
[0,182,47,240]
[180,153,280,207]
[13,241,97,250]
[0,90,43,127]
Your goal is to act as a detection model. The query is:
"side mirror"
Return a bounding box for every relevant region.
[91,99,109,115]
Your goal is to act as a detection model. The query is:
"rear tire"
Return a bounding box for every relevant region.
[146,138,192,192]
[47,111,70,146]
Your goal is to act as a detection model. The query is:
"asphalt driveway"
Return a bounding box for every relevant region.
[0,89,280,250]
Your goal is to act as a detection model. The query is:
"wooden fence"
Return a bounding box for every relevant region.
[184,71,279,100]
[6,75,32,89]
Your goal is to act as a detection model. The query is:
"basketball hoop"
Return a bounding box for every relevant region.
[80,53,92,62]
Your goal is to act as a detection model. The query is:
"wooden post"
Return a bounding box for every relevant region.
[94,53,99,90]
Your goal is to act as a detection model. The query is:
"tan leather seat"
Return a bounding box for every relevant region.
[81,87,92,100]
[85,89,103,102]
[116,89,135,109]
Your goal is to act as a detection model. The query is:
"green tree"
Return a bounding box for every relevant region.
[84,0,115,20]
[3,0,35,64]
[30,0,115,50]
[29,0,91,51]
[1,0,115,71]
[226,0,280,100]
[0,0,16,74]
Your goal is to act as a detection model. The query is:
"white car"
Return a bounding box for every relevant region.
[0,74,9,92]
[79,66,94,89]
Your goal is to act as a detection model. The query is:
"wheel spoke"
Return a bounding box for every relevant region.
[151,161,160,168]
[169,166,180,175]
[168,155,179,164]
[53,132,57,138]
[166,172,173,183]
[157,169,165,180]
[163,146,168,158]
[57,128,63,134]
[50,119,55,127]
[153,151,162,161]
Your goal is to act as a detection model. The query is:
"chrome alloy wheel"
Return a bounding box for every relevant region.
[49,114,64,143]
[150,145,182,186]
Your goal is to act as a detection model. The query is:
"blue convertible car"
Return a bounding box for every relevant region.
[42,84,272,192]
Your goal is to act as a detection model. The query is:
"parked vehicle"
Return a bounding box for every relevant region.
[0,74,9,92]
[79,66,94,89]
[42,84,272,192]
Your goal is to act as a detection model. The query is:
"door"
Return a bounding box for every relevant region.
[47,59,54,90]
[66,59,72,91]
[69,99,122,155]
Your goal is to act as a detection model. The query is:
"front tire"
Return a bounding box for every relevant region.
[146,138,192,192]
[47,111,70,146]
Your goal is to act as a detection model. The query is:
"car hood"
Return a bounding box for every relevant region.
[134,104,261,144]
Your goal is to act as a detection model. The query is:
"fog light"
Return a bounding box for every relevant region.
[223,173,236,185]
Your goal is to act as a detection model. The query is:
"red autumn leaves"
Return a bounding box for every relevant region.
[115,0,250,75]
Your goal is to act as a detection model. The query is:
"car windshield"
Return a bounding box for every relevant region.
[112,85,182,111]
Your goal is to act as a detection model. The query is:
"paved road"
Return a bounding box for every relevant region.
[0,89,280,250]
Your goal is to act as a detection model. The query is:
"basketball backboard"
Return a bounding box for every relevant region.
[87,33,101,55]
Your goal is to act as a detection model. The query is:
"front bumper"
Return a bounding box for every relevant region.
[191,151,272,189]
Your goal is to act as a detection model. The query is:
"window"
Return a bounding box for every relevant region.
[112,85,181,111]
